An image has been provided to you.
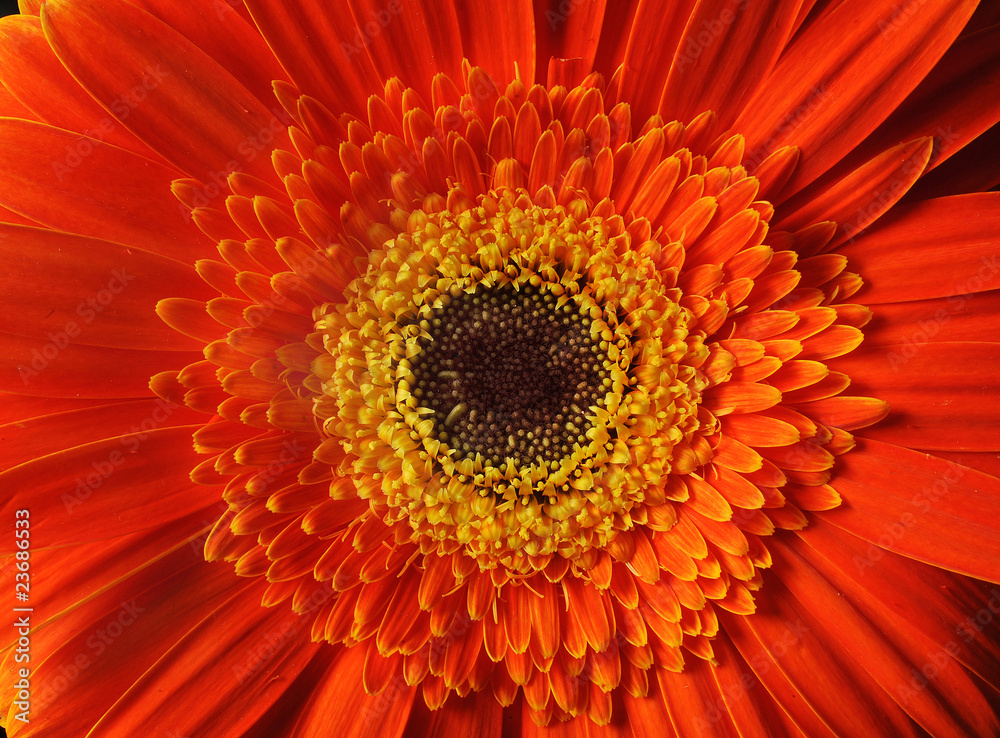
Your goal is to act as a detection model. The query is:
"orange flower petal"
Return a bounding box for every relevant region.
[824,439,1000,582]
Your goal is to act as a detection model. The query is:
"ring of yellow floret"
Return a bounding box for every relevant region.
[314,190,710,575]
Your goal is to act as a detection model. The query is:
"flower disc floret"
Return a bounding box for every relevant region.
[314,191,710,575]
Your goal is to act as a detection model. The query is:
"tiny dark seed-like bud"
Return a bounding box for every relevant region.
[407,282,614,479]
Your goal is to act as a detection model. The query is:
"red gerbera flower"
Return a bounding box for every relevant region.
[2,0,999,736]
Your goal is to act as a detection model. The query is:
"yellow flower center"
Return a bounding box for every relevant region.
[314,192,708,574]
[313,192,710,575]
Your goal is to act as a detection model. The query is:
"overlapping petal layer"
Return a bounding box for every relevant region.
[1,1,998,737]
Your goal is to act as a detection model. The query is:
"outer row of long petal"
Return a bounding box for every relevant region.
[1,0,1000,735]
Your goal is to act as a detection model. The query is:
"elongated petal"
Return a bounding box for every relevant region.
[0,15,159,156]
[0,426,217,547]
[89,580,322,736]
[822,439,1000,582]
[771,537,1000,737]
[736,0,975,195]
[43,0,290,183]
[722,576,922,738]
[842,193,1000,304]
[860,290,1000,347]
[659,0,800,130]
[401,689,503,738]
[617,0,697,122]
[126,0,290,108]
[535,0,606,79]
[832,342,1000,451]
[775,138,932,246]
[0,225,213,350]
[0,120,217,263]
[0,399,204,471]
[456,0,534,86]
[0,545,247,736]
[288,646,417,737]
[796,516,1000,692]
[0,332,200,398]
[850,23,1000,175]
[348,0,464,99]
